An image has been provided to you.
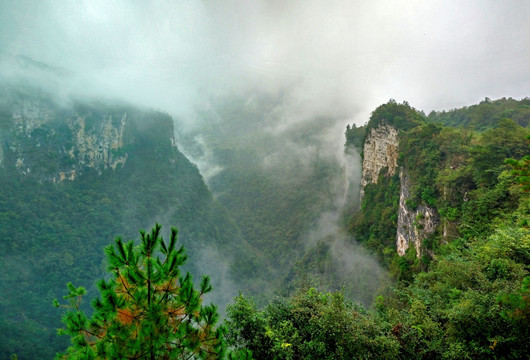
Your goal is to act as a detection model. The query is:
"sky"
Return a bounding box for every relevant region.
[1,0,529,128]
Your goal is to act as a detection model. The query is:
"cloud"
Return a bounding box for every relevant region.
[1,0,528,128]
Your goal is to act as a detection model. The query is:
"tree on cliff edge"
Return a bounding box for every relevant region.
[55,224,226,359]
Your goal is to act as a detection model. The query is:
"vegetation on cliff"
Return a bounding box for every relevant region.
[0,89,249,359]
[56,97,530,359]
[427,96,530,130]
[2,91,529,359]
[226,98,529,359]
[346,99,529,270]
[339,98,529,358]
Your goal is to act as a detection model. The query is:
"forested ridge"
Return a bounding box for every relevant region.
[1,91,529,359]
[223,99,530,359]
[0,88,251,359]
[223,98,530,359]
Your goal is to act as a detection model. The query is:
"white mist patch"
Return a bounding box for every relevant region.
[300,130,389,306]
[174,134,223,187]
[195,245,240,317]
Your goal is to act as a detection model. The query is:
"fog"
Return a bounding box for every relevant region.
[2,0,529,128]
[2,0,529,305]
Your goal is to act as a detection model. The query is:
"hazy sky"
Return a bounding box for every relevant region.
[1,0,529,126]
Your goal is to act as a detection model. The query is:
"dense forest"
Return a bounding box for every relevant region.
[0,87,253,359]
[1,90,529,359]
[224,99,529,359]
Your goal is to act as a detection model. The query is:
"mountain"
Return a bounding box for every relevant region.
[346,99,529,268]
[0,86,251,359]
[337,99,529,358]
[3,88,528,358]
[225,99,529,359]
[178,94,388,305]
[427,96,530,130]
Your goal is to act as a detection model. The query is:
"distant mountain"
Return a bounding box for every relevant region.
[427,96,530,130]
[0,86,252,359]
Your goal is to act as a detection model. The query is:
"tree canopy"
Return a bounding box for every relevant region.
[55,224,226,359]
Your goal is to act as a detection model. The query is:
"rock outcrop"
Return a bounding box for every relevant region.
[360,124,399,198]
[68,113,128,172]
[396,171,439,256]
[4,98,131,182]
[360,123,440,257]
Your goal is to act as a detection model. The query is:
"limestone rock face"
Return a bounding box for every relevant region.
[396,170,439,256]
[12,98,53,136]
[68,113,128,172]
[360,124,399,198]
[359,123,440,257]
[4,98,131,182]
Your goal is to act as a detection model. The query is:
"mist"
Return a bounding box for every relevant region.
[2,0,529,306]
[2,1,529,125]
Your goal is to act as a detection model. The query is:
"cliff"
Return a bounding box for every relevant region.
[4,97,136,182]
[355,100,438,257]
[395,170,439,256]
[0,87,253,359]
[360,124,399,197]
[353,99,529,261]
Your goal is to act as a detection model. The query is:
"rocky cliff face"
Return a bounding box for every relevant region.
[360,124,440,257]
[396,171,439,256]
[68,113,128,172]
[360,124,399,198]
[4,98,131,182]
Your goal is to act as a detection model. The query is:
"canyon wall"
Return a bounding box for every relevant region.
[4,98,135,182]
[360,124,399,197]
[360,124,440,256]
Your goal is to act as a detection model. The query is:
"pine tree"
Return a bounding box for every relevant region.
[55,224,226,359]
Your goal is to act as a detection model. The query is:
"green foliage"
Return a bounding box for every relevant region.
[225,295,273,359]
[56,224,226,359]
[350,169,400,259]
[470,119,528,187]
[428,97,530,130]
[505,135,530,192]
[0,93,248,359]
[399,122,444,207]
[459,172,518,238]
[405,198,418,211]
[347,101,427,264]
[381,221,530,359]
[341,99,530,358]
[344,123,366,150]
[366,99,425,134]
[500,276,530,325]
[226,289,399,359]
[396,113,528,243]
[3,90,530,359]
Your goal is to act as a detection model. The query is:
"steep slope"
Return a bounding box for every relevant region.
[0,86,249,360]
[347,98,529,270]
[225,98,530,359]
[180,95,350,292]
[360,124,399,198]
[348,100,426,260]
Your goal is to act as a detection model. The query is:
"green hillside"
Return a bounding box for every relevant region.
[0,87,250,359]
[427,97,530,130]
[1,91,529,359]
[228,99,529,359]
